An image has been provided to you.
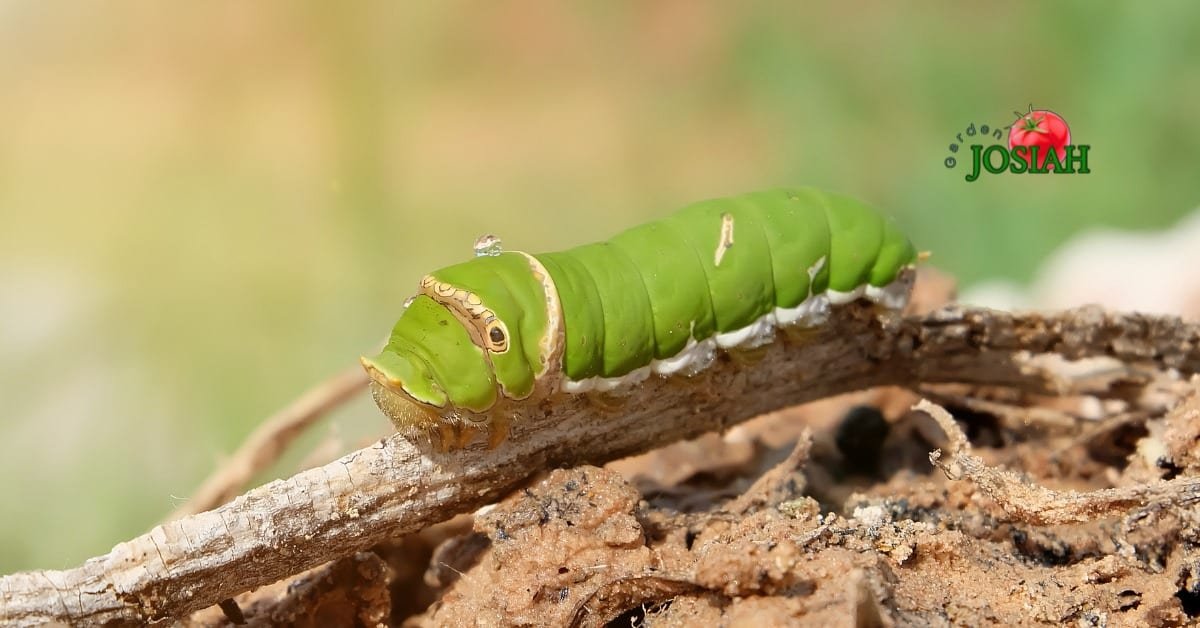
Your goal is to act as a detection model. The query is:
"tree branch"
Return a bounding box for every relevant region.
[2,304,1198,626]
[163,364,369,521]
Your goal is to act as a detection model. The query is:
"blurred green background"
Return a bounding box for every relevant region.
[2,1,1198,572]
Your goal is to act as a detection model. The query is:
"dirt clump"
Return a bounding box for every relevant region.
[388,368,1200,627]
[189,270,1200,626]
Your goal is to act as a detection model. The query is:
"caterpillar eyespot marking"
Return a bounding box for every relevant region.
[362,187,919,448]
[484,320,509,353]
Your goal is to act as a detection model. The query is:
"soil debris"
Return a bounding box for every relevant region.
[398,380,1200,627]
[173,271,1200,626]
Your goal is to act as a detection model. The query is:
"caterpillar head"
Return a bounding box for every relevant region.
[360,294,498,435]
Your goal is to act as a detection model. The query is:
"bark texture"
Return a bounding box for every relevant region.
[1,303,1197,626]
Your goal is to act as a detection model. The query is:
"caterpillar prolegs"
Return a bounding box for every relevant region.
[361,187,918,448]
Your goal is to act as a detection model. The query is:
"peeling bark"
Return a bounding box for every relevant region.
[2,304,1198,626]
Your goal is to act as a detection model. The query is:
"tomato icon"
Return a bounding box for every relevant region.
[1008,107,1071,171]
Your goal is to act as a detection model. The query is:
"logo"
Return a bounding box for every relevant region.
[944,106,1091,182]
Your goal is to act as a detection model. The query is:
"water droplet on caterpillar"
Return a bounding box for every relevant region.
[473,234,503,257]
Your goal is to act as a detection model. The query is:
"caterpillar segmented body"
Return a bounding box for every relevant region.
[361,187,918,447]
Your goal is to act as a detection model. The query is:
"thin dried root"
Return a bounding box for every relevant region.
[917,399,1200,526]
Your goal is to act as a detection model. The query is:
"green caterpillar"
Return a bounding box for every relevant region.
[362,187,917,447]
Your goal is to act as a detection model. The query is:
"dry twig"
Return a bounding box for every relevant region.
[920,399,1200,525]
[2,304,1199,626]
[165,364,370,521]
[725,430,813,516]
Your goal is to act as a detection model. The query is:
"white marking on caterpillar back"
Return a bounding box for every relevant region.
[774,293,831,326]
[772,256,831,325]
[865,268,915,309]
[652,336,717,376]
[713,213,735,266]
[561,334,718,393]
[560,378,593,394]
[558,271,913,395]
[715,314,775,349]
[559,364,654,394]
[807,256,827,283]
[826,284,865,305]
[593,365,651,392]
